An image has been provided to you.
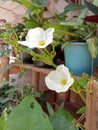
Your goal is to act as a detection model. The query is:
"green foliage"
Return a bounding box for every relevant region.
[0,1,96,130]
[71,74,89,92]
[84,0,98,14]
[46,103,79,130]
[0,24,21,56]
[0,109,8,130]
[1,96,53,130]
[76,106,86,114]
[10,0,48,28]
[46,102,54,117]
[31,0,48,6]
[0,44,11,57]
[78,75,89,89]
[50,107,79,130]
[11,0,34,9]
[0,96,80,130]
[64,4,85,12]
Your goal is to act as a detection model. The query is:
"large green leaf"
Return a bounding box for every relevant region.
[4,96,53,130]
[50,107,79,130]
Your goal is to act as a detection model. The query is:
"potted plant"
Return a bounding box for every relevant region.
[59,1,98,76]
[83,0,98,58]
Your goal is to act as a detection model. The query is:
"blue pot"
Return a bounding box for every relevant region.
[64,42,98,75]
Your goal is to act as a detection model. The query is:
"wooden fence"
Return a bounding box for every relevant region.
[0,63,98,129]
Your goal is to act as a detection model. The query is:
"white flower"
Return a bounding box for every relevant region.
[18,27,55,49]
[45,64,74,93]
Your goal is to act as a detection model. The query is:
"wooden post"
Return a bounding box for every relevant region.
[86,79,98,130]
[31,71,39,92]
[0,57,9,83]
[55,92,69,110]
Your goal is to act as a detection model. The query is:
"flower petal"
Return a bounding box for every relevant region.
[56,64,71,81]
[45,28,55,45]
[18,41,35,48]
[26,27,44,42]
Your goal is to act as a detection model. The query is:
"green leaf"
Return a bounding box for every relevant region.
[32,91,41,97]
[78,76,88,89]
[0,114,4,130]
[26,6,42,15]
[51,107,79,130]
[24,21,39,29]
[4,96,53,130]
[46,103,54,117]
[31,0,48,7]
[86,37,98,58]
[0,97,9,104]
[64,4,85,12]
[0,109,8,130]
[76,106,86,114]
[84,0,98,15]
[12,0,34,9]
[43,23,72,36]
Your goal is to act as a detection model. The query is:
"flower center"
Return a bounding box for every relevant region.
[60,79,66,86]
[39,40,45,46]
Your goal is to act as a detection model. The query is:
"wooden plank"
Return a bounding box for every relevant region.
[55,92,69,110]
[69,90,85,107]
[32,71,39,87]
[9,63,53,91]
[9,63,54,75]
[86,79,98,130]
[0,57,9,82]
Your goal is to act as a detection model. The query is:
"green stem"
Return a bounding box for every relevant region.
[78,91,86,103]
[44,48,50,55]
[51,62,57,68]
[77,123,85,130]
[20,47,34,56]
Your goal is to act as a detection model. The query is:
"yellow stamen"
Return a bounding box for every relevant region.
[60,79,66,86]
[39,40,45,46]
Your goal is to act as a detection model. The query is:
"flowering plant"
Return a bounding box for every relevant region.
[0,1,96,129]
[0,23,89,130]
[18,27,58,68]
[17,26,89,130]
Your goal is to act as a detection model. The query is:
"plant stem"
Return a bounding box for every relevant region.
[78,91,86,103]
[51,62,57,68]
[77,123,85,130]
[91,58,93,76]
